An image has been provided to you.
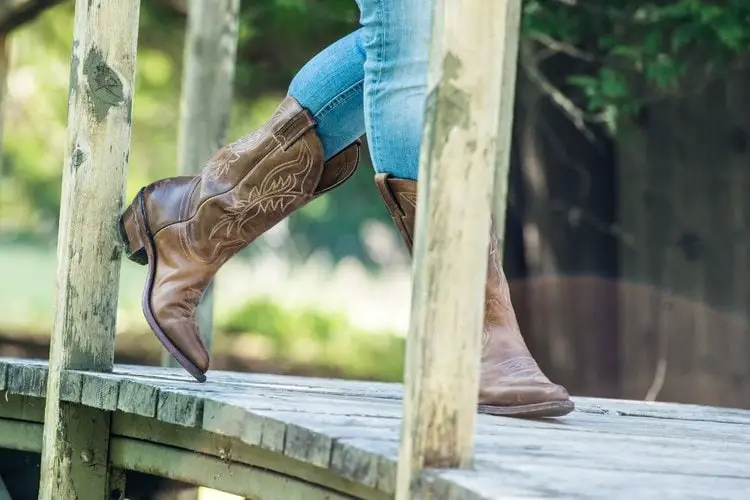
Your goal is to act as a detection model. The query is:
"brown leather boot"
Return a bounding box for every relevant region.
[375,173,573,417]
[120,97,360,382]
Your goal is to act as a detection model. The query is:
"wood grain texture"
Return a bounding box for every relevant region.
[110,438,353,500]
[0,417,43,453]
[38,0,140,497]
[2,359,750,499]
[399,0,523,497]
[490,0,522,246]
[161,0,239,367]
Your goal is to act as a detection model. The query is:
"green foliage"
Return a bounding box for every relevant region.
[1,0,388,264]
[222,297,404,381]
[234,0,359,96]
[6,0,750,255]
[524,0,750,123]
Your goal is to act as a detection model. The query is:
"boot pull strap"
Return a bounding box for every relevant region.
[272,109,316,151]
[375,173,404,217]
[375,173,415,254]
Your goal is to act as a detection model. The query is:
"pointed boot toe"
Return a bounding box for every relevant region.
[121,97,361,381]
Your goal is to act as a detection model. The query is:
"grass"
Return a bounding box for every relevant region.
[0,242,406,381]
[0,241,148,333]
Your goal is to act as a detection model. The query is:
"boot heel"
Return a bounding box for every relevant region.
[120,190,149,266]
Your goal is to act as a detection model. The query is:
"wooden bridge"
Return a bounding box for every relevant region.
[2,358,750,499]
[2,0,750,498]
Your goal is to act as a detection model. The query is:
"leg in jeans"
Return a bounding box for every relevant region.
[357,0,430,180]
[290,1,429,181]
[359,0,574,417]
[288,30,367,161]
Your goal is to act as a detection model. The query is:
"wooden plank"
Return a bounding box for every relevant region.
[470,435,750,479]
[6,363,46,397]
[160,0,239,368]
[464,461,750,499]
[3,360,750,498]
[222,407,750,481]
[0,418,43,453]
[202,399,400,495]
[59,371,83,403]
[81,373,120,411]
[157,388,204,427]
[0,361,7,391]
[489,0,521,245]
[112,413,387,500]
[477,410,750,445]
[116,379,158,417]
[6,359,750,426]
[0,33,10,180]
[398,0,522,497]
[38,0,140,498]
[109,437,354,500]
[574,397,750,425]
[6,362,750,452]
[114,363,403,400]
[0,395,45,423]
[206,403,750,465]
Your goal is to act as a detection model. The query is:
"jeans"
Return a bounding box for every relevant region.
[287,0,431,181]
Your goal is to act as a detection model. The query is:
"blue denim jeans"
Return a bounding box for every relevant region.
[287,0,431,181]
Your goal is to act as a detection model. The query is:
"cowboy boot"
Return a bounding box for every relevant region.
[374,173,573,417]
[120,96,361,382]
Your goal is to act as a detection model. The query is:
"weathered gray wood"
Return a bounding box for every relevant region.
[81,373,120,410]
[116,379,158,417]
[399,0,522,497]
[0,394,45,422]
[490,0,522,250]
[7,362,47,397]
[574,397,750,425]
[0,360,6,391]
[39,0,140,498]
[0,417,43,453]
[4,359,750,499]
[108,468,126,500]
[464,461,750,500]
[160,0,239,368]
[109,437,354,500]
[157,388,204,427]
[0,34,9,180]
[59,371,83,402]
[112,413,387,500]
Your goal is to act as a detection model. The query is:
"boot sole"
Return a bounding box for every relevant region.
[479,399,575,418]
[120,189,207,383]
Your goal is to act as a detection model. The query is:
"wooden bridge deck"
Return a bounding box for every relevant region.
[1,358,749,499]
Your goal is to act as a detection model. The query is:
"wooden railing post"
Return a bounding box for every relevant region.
[161,0,239,366]
[396,0,523,497]
[491,0,522,244]
[0,34,9,180]
[39,0,140,498]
